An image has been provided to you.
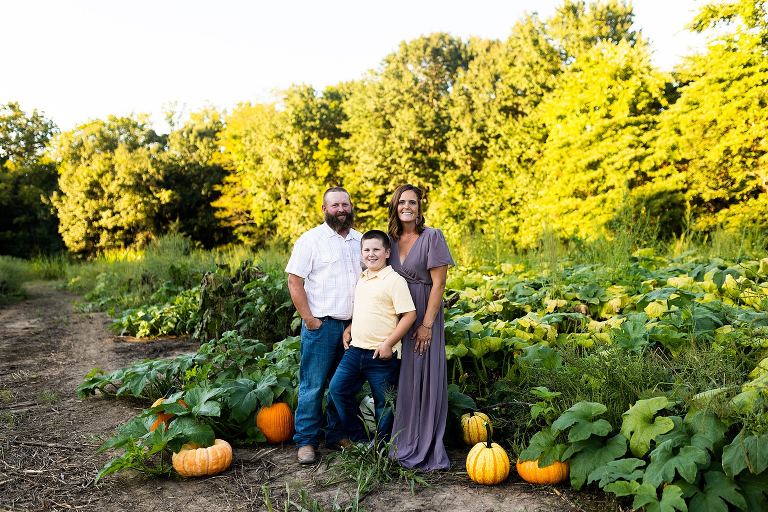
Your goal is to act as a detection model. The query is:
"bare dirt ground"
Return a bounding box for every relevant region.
[0,282,620,512]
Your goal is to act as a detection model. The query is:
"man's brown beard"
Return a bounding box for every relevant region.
[325,210,354,232]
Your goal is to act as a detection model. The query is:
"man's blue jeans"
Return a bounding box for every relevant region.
[293,318,346,448]
[328,346,400,442]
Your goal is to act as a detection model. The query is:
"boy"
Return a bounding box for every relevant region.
[328,230,416,445]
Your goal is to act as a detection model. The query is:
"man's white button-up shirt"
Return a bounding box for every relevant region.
[285,223,363,320]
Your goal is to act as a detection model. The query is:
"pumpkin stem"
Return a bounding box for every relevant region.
[484,421,493,449]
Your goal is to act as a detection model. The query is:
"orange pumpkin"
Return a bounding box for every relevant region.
[149,397,187,432]
[461,411,492,445]
[256,402,295,444]
[516,458,569,485]
[172,439,233,477]
[466,422,510,485]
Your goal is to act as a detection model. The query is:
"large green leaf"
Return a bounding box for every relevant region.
[552,401,612,443]
[737,471,768,511]
[611,313,649,352]
[722,430,768,477]
[520,344,562,369]
[447,383,476,418]
[621,396,675,457]
[687,470,747,512]
[684,409,727,454]
[445,343,469,359]
[223,378,262,423]
[97,415,149,452]
[605,481,688,512]
[183,386,223,417]
[588,457,645,488]
[644,439,710,487]
[645,485,688,512]
[166,416,216,453]
[565,434,627,490]
[518,428,567,467]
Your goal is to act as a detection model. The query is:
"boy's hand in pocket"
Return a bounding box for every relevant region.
[373,344,393,360]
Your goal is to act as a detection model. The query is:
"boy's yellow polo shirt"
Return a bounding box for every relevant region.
[350,265,415,357]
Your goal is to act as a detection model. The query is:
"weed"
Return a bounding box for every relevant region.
[324,438,427,499]
[0,388,14,404]
[0,255,31,303]
[37,390,60,404]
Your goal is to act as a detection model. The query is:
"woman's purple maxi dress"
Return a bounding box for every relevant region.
[389,227,454,470]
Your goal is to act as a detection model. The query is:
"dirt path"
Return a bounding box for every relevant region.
[0,282,613,512]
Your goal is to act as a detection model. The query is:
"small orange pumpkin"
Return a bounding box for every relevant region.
[172,439,233,477]
[516,458,569,485]
[256,402,295,444]
[149,398,187,432]
[461,411,492,445]
[466,422,510,485]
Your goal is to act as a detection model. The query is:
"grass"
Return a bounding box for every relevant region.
[60,234,287,314]
[0,388,14,404]
[0,255,32,304]
[324,438,427,500]
[37,390,60,404]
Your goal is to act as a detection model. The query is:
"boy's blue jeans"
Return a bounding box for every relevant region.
[293,318,346,448]
[328,346,400,442]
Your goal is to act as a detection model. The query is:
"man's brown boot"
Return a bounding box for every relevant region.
[297,445,316,464]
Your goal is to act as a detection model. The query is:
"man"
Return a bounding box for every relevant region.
[285,186,362,464]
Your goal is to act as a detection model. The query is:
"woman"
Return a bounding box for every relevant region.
[387,184,454,470]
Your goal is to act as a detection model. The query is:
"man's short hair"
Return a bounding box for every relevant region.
[362,229,390,250]
[323,186,350,203]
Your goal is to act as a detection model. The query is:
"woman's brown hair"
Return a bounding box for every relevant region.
[388,184,426,240]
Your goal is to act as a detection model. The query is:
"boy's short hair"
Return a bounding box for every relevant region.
[362,229,390,250]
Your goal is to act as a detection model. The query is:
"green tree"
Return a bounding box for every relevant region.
[216,85,349,245]
[52,116,168,255]
[650,0,768,233]
[341,33,470,227]
[435,15,562,243]
[0,102,62,257]
[547,0,637,60]
[214,102,280,244]
[161,107,231,247]
[519,39,668,246]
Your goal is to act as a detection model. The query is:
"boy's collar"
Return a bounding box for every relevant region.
[362,265,393,279]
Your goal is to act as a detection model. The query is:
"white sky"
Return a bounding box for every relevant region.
[0,0,709,132]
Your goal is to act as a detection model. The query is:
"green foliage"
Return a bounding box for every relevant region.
[193,259,294,345]
[159,107,231,247]
[0,102,62,257]
[604,481,688,512]
[324,440,427,502]
[679,470,747,512]
[620,397,675,457]
[52,115,168,255]
[95,390,218,480]
[112,287,199,337]
[84,331,302,478]
[552,401,612,443]
[0,255,31,304]
[722,430,768,477]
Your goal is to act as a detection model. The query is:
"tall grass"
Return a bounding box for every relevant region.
[0,256,32,304]
[388,215,768,280]
[60,234,289,316]
[28,253,72,280]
